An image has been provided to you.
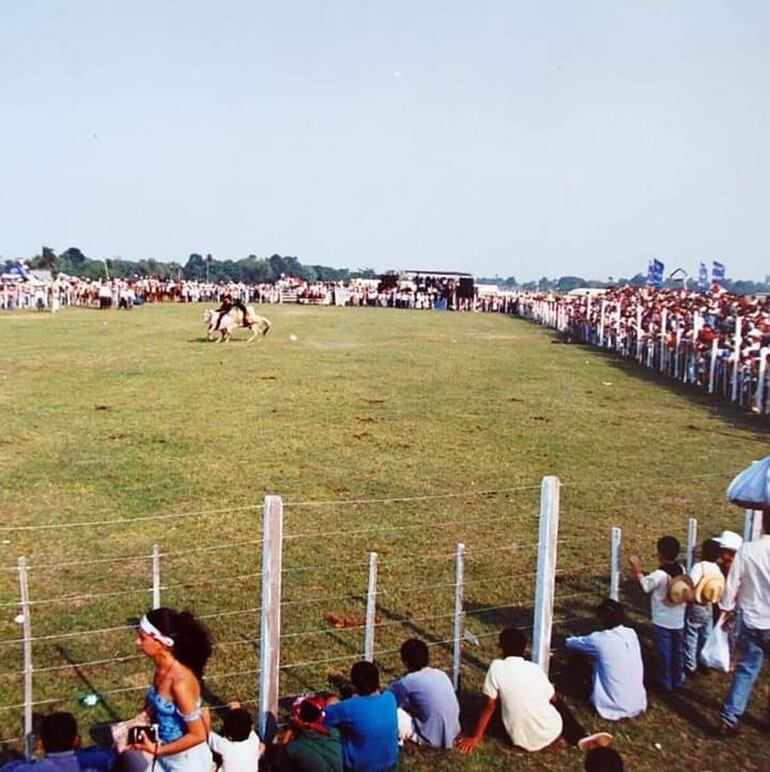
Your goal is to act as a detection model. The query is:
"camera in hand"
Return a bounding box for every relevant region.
[128,725,158,745]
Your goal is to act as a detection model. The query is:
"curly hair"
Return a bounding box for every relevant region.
[146,607,213,679]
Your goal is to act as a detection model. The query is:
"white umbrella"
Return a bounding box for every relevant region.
[726,456,770,510]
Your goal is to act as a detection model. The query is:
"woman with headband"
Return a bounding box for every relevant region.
[129,608,213,772]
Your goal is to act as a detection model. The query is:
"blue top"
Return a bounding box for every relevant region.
[0,749,116,772]
[565,625,647,720]
[388,667,460,748]
[323,691,398,772]
[147,687,202,743]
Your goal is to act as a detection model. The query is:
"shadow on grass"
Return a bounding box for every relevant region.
[535,323,770,435]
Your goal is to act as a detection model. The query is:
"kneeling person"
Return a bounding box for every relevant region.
[323,661,398,772]
[389,639,460,748]
[456,628,611,754]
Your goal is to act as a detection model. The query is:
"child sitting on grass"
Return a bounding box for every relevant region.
[208,703,263,772]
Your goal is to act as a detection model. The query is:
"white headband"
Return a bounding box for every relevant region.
[139,615,175,647]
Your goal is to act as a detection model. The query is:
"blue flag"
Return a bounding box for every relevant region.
[698,262,708,292]
[712,261,725,285]
[647,259,664,289]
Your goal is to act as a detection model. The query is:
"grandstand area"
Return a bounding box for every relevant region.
[1,303,768,770]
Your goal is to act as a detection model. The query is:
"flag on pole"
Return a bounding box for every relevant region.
[712,261,725,285]
[647,259,665,289]
[698,262,708,292]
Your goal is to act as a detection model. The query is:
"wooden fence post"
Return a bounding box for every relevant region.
[708,338,719,395]
[532,477,560,674]
[18,557,33,760]
[364,552,378,662]
[731,317,742,403]
[610,527,622,602]
[258,496,283,742]
[756,348,769,414]
[152,544,161,610]
[744,509,763,543]
[452,543,465,691]
[686,518,698,572]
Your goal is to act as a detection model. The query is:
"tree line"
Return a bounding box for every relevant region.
[477,273,770,296]
[21,247,770,295]
[27,247,377,284]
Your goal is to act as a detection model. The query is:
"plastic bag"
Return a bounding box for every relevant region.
[700,614,731,672]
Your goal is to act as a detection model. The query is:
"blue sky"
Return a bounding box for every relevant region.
[1,1,768,280]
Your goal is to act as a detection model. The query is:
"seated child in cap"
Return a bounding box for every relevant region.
[277,694,343,772]
[208,703,263,772]
[684,539,723,675]
[629,536,687,692]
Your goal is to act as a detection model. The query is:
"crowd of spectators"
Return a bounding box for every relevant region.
[6,513,768,772]
[0,274,517,314]
[516,285,770,409]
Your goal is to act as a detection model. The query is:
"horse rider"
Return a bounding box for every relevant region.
[213,293,251,330]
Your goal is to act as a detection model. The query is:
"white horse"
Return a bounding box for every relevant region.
[204,307,272,343]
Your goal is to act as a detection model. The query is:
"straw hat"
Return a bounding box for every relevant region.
[694,573,725,604]
[665,574,694,605]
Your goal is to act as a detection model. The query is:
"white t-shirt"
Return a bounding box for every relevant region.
[640,569,686,629]
[482,656,562,751]
[208,730,260,772]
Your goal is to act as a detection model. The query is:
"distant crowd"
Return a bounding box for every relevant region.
[0,275,517,314]
[517,285,770,409]
[553,285,770,359]
[3,511,768,772]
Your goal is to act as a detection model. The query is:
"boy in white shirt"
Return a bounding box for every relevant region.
[629,535,687,692]
[209,704,262,772]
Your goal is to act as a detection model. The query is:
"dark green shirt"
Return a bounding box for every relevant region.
[286,727,343,772]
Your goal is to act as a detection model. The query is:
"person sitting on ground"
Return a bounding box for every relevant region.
[208,702,263,772]
[323,661,398,772]
[0,712,115,772]
[584,746,624,772]
[685,538,724,676]
[275,694,343,772]
[564,599,647,720]
[388,638,460,748]
[456,627,612,754]
[629,535,687,692]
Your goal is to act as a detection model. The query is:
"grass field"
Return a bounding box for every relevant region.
[0,303,768,771]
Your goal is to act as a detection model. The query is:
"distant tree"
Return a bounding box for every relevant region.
[184,253,205,280]
[268,254,288,280]
[628,272,647,287]
[537,276,554,291]
[522,280,537,291]
[555,276,586,292]
[38,246,58,271]
[60,247,88,265]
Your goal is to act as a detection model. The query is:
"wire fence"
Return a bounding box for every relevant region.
[0,476,755,756]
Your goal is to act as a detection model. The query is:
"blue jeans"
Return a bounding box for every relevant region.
[653,625,685,691]
[721,623,770,727]
[684,617,713,673]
